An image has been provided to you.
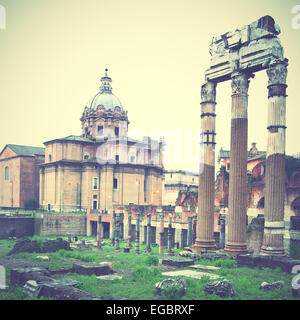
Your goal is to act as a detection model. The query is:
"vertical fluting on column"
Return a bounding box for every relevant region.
[225,72,250,255]
[191,81,217,252]
[260,59,288,256]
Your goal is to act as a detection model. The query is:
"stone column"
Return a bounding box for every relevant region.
[167,213,174,255]
[97,214,102,249]
[158,210,164,255]
[115,213,120,251]
[135,213,140,254]
[260,59,288,256]
[111,211,116,245]
[192,81,217,252]
[145,213,152,252]
[187,216,193,246]
[225,72,251,255]
[127,211,132,248]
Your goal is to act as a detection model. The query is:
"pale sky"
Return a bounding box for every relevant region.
[0,0,299,173]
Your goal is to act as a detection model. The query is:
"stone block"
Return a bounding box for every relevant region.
[73,262,113,276]
[155,278,186,297]
[161,258,194,268]
[162,270,220,280]
[189,264,221,271]
[259,281,284,291]
[10,267,53,286]
[204,280,236,297]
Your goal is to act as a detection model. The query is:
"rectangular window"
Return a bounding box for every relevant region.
[114,127,119,137]
[93,177,99,190]
[4,166,9,180]
[113,178,118,189]
[93,200,98,210]
[115,155,119,162]
[93,194,97,199]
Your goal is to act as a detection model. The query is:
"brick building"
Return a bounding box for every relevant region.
[0,144,45,208]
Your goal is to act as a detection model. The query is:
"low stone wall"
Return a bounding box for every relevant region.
[0,217,35,239]
[34,213,86,236]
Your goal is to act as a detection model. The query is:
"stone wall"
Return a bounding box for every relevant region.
[35,213,86,236]
[0,217,35,239]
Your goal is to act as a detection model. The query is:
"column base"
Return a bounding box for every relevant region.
[260,245,285,257]
[189,239,216,253]
[224,241,248,255]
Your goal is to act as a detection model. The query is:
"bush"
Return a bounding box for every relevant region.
[130,266,161,281]
[145,255,159,266]
[214,259,236,268]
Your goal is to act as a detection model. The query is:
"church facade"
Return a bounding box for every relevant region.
[39,70,164,212]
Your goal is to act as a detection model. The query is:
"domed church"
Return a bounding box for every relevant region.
[40,70,164,212]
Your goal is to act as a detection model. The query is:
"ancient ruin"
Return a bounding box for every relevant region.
[191,15,288,256]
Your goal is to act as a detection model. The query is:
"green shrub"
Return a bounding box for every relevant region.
[145,255,159,266]
[214,259,236,268]
[130,266,161,282]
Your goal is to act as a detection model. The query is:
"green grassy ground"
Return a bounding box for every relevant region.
[0,236,299,300]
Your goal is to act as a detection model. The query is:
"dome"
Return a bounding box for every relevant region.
[86,69,123,111]
[87,92,123,110]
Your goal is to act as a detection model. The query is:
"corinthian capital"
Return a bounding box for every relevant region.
[267,60,288,86]
[201,81,216,103]
[231,72,250,95]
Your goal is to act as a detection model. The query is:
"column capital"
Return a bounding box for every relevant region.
[201,81,217,103]
[267,59,288,86]
[231,72,251,95]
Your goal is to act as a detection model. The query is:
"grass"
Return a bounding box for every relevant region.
[0,236,299,300]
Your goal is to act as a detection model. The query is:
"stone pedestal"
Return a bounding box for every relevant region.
[260,59,288,256]
[225,72,250,255]
[191,81,217,252]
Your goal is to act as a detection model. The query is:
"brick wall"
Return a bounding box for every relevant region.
[35,213,86,236]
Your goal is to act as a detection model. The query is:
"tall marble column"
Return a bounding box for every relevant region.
[260,59,288,256]
[191,81,217,252]
[225,72,251,254]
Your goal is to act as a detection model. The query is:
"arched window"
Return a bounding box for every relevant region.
[4,166,9,180]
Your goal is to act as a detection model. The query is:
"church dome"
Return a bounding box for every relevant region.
[86,69,123,111]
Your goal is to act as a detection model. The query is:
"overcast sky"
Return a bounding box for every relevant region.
[0,0,299,173]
